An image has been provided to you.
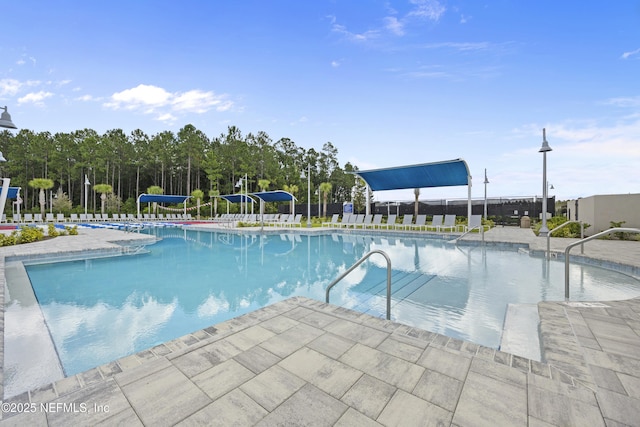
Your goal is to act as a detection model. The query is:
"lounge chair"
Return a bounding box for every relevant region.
[441,214,457,232]
[34,213,43,222]
[70,213,78,222]
[361,214,373,229]
[24,213,34,223]
[12,214,21,223]
[381,214,397,230]
[57,213,66,222]
[368,214,383,229]
[46,213,55,222]
[411,214,427,231]
[323,214,340,228]
[350,214,365,228]
[398,214,413,230]
[465,214,483,232]
[427,214,443,231]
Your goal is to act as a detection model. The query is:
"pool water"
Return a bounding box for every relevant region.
[23,228,640,376]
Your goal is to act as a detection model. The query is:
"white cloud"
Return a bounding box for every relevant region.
[383,16,405,36]
[76,94,98,102]
[331,23,380,42]
[331,60,341,68]
[0,79,41,97]
[605,96,640,108]
[104,84,233,118]
[18,91,54,106]
[408,0,446,21]
[621,48,640,59]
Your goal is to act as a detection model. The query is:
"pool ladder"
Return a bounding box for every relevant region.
[325,250,393,320]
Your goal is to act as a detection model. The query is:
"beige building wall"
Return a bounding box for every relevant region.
[567,194,640,236]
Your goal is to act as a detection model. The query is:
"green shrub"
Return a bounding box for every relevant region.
[48,223,59,237]
[0,234,16,246]
[16,226,45,244]
[66,225,79,235]
[534,216,590,237]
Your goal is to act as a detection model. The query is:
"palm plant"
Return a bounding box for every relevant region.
[93,184,113,215]
[191,189,204,219]
[147,185,164,215]
[319,182,332,218]
[28,178,54,218]
[414,188,420,217]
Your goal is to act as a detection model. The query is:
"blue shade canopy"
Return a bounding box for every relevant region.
[352,159,470,191]
[218,194,255,204]
[0,187,21,199]
[250,190,296,202]
[138,194,191,204]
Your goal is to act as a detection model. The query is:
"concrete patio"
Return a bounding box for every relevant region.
[1,226,639,426]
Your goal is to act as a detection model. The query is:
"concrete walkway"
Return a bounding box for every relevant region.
[1,226,639,426]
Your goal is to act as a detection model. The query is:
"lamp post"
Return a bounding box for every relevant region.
[84,174,91,216]
[483,168,489,221]
[305,164,311,227]
[0,107,17,223]
[539,128,552,237]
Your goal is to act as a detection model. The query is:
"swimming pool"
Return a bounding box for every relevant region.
[14,227,640,378]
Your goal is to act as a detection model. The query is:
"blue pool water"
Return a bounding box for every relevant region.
[25,227,640,376]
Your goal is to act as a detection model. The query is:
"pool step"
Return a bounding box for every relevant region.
[350,271,436,316]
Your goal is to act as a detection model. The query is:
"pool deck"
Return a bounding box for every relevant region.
[1,226,639,426]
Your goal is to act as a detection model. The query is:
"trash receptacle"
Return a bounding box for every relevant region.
[520,216,530,228]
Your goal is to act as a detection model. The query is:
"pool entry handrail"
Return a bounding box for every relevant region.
[325,249,393,320]
[564,227,640,300]
[453,224,485,244]
[547,220,584,260]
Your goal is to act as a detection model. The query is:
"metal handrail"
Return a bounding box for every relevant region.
[547,220,584,260]
[325,249,393,320]
[564,227,640,300]
[453,224,485,243]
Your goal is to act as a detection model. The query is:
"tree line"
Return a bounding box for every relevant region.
[0,125,363,215]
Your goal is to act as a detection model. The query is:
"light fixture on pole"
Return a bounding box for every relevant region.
[302,164,311,228]
[483,168,489,221]
[84,174,91,216]
[0,106,17,223]
[538,128,552,237]
[0,106,17,129]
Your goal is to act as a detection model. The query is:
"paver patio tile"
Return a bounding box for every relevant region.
[306,332,355,359]
[47,378,136,427]
[239,364,306,411]
[120,365,210,426]
[171,347,223,378]
[224,325,276,351]
[192,358,255,400]
[324,319,389,347]
[376,336,423,362]
[177,389,267,426]
[279,347,363,398]
[259,322,324,358]
[416,346,472,382]
[596,387,640,426]
[377,389,453,427]
[233,344,281,374]
[412,368,463,412]
[334,407,382,427]
[339,343,424,392]
[528,381,604,426]
[452,370,527,427]
[339,374,396,419]
[255,383,347,427]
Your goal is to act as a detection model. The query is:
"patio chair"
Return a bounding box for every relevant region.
[350,214,365,228]
[380,214,397,230]
[46,213,55,222]
[398,214,413,230]
[368,214,383,229]
[56,213,66,222]
[361,214,373,229]
[441,214,457,232]
[464,214,483,232]
[70,213,78,222]
[12,214,22,223]
[427,215,443,231]
[323,214,340,228]
[411,214,427,231]
[34,213,43,222]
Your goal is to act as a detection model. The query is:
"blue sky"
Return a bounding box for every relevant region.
[1,1,639,202]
